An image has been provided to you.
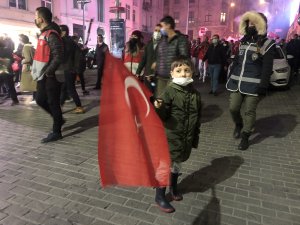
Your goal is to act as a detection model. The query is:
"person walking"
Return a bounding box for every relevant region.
[0,37,19,106]
[203,34,226,96]
[72,35,89,95]
[19,34,36,104]
[124,30,145,75]
[59,25,84,114]
[153,57,201,213]
[32,7,64,143]
[94,34,108,90]
[198,37,209,82]
[136,24,162,93]
[155,16,189,97]
[226,11,275,150]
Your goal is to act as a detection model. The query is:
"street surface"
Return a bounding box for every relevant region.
[0,70,299,225]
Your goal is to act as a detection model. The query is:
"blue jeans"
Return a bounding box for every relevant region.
[208,64,222,93]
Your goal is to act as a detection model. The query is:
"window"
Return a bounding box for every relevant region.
[175,0,180,4]
[220,12,226,24]
[133,0,138,6]
[205,14,212,22]
[164,0,169,6]
[189,11,194,23]
[133,9,136,22]
[41,0,52,11]
[174,11,179,23]
[126,4,130,20]
[189,0,195,3]
[9,0,26,10]
[97,0,104,22]
[74,0,84,9]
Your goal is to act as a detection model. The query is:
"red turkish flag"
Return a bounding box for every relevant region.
[98,53,171,187]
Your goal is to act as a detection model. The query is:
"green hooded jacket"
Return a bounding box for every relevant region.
[156,82,201,163]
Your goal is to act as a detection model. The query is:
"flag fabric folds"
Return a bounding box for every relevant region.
[98,53,171,187]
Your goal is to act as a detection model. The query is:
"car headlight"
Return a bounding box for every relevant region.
[275,67,289,73]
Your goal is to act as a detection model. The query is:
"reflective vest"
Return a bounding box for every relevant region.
[226,39,275,96]
[32,30,61,81]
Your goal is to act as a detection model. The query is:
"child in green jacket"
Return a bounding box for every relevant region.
[154,57,201,213]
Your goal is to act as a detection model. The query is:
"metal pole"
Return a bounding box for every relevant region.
[83,2,85,44]
[116,0,120,19]
[186,0,190,35]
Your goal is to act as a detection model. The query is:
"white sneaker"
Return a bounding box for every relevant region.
[16,82,20,88]
[29,100,36,105]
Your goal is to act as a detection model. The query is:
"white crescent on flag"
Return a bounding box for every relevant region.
[124,76,150,118]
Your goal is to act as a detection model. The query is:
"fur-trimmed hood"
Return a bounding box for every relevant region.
[239,11,267,36]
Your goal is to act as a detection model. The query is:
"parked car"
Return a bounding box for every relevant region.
[270,45,292,87]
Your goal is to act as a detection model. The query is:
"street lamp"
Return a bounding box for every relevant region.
[77,0,91,45]
[230,2,235,7]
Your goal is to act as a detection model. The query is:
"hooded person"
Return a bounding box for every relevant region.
[123,30,145,75]
[226,11,276,150]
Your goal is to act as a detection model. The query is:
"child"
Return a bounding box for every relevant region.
[153,57,202,213]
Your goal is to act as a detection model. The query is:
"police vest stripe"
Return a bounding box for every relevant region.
[230,74,261,83]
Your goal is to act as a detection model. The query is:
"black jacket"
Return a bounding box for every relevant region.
[95,43,108,67]
[156,34,189,78]
[286,39,300,58]
[136,39,158,76]
[203,43,226,65]
[41,22,63,76]
[61,35,78,72]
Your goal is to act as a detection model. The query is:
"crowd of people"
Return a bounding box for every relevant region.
[0,6,299,214]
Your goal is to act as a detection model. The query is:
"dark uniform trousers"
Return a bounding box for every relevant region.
[229,91,262,133]
[36,76,63,134]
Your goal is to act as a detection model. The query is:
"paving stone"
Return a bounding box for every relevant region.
[1,74,300,225]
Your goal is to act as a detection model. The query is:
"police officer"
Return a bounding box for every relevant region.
[226,11,275,150]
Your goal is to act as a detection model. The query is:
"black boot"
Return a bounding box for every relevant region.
[170,173,183,201]
[155,187,175,213]
[233,124,243,139]
[238,132,250,150]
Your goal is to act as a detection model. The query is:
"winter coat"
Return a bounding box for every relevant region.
[156,34,189,78]
[155,82,201,163]
[95,42,108,68]
[41,22,63,77]
[21,44,35,65]
[203,43,226,65]
[226,11,276,96]
[136,39,158,76]
[61,35,78,72]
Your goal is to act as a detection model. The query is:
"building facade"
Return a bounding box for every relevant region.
[0,0,163,51]
[163,0,293,40]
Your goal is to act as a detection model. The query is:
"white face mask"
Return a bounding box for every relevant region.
[212,38,218,44]
[172,77,194,86]
[153,31,161,40]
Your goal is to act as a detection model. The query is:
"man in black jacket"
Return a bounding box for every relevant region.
[136,24,162,93]
[155,16,189,97]
[94,34,108,90]
[33,7,64,143]
[203,34,226,96]
[59,25,84,114]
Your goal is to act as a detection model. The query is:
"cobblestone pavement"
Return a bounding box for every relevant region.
[0,71,299,225]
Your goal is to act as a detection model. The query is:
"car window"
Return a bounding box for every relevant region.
[274,47,285,59]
